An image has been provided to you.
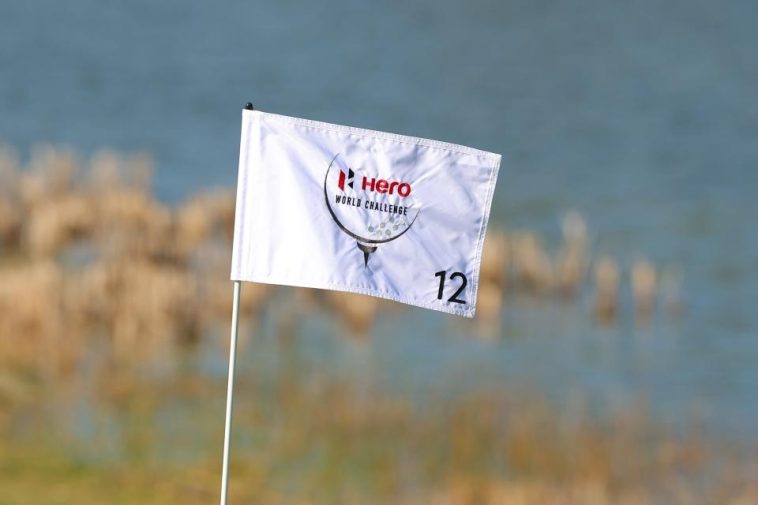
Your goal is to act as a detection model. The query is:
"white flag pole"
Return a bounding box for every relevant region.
[220,102,254,504]
[220,280,242,505]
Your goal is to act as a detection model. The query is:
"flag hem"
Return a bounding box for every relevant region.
[251,110,501,165]
[233,274,477,318]
[467,152,502,313]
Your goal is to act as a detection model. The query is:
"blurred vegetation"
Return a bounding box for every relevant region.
[0,145,754,504]
[1,372,756,504]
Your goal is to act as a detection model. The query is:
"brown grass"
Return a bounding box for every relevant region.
[0,144,682,358]
[0,144,743,505]
[2,372,755,505]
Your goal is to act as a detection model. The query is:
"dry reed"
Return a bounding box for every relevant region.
[0,144,680,371]
[0,145,749,505]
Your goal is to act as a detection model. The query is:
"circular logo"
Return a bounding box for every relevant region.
[323,153,420,266]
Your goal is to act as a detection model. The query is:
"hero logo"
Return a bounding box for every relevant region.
[337,167,412,197]
[337,168,354,191]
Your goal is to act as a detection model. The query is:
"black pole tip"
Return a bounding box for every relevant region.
[244,102,254,110]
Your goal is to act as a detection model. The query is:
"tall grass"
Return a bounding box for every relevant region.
[0,144,679,372]
[1,371,755,504]
[0,144,747,505]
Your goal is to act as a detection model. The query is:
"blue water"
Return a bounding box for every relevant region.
[1,0,756,440]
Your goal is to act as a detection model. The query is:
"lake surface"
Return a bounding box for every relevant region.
[1,0,756,440]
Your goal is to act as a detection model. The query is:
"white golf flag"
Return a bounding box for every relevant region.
[231,109,501,317]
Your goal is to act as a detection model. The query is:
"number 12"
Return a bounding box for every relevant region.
[435,270,468,304]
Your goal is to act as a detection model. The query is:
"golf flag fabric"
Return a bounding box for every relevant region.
[231,109,501,317]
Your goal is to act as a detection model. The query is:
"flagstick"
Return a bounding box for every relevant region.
[220,280,242,505]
